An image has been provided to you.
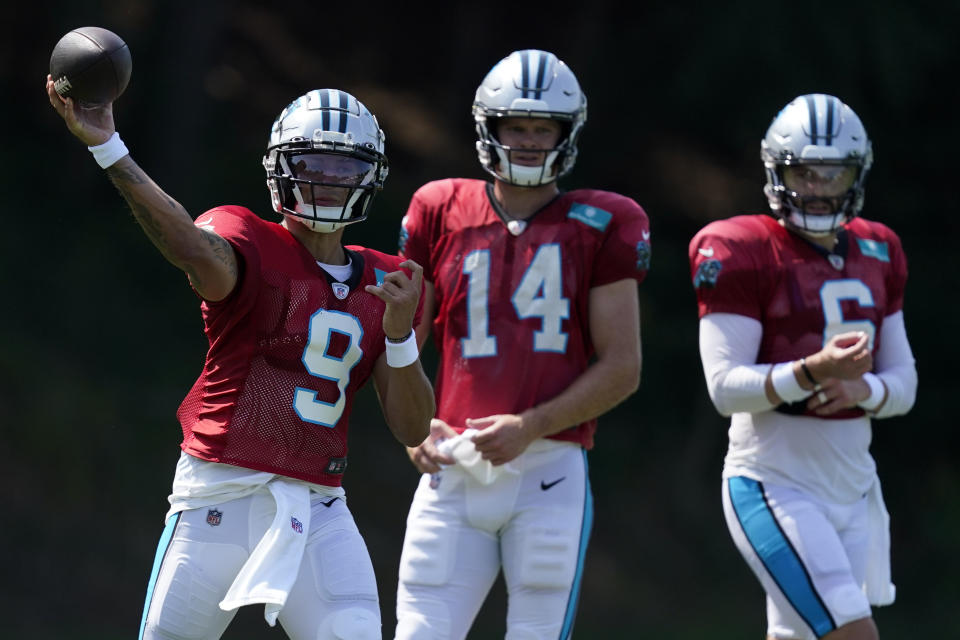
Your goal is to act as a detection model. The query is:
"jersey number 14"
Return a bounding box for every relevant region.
[461,244,570,358]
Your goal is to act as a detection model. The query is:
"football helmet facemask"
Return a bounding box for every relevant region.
[473,49,587,187]
[263,89,388,233]
[761,93,872,236]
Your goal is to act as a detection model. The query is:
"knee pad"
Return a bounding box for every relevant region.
[327,607,380,640]
[825,583,871,623]
[394,612,444,640]
[145,543,245,639]
[505,628,544,640]
[514,526,578,589]
[398,519,455,586]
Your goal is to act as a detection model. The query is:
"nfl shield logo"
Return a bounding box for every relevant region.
[332,282,349,299]
[206,509,222,526]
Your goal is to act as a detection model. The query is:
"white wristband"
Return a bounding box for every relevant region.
[770,361,811,403]
[88,131,129,168]
[858,372,886,412]
[385,331,418,368]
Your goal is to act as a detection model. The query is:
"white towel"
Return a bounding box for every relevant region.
[863,478,896,606]
[437,428,518,485]
[219,480,311,626]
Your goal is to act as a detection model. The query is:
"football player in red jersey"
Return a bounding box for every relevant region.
[689,94,917,640]
[46,80,434,640]
[393,50,650,639]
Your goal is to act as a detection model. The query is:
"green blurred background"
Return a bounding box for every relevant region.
[3,1,956,637]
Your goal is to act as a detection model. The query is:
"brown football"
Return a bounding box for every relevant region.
[50,27,132,105]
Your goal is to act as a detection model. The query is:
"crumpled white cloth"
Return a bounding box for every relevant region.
[864,478,896,606]
[437,428,519,485]
[219,479,311,626]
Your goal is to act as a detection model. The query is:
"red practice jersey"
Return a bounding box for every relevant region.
[689,214,908,419]
[176,206,419,486]
[400,179,650,449]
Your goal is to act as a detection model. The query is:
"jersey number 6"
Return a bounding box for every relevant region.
[820,279,876,350]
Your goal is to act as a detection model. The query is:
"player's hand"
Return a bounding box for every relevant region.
[406,418,457,474]
[366,259,423,341]
[807,331,873,381]
[45,74,115,146]
[806,377,871,416]
[466,414,536,466]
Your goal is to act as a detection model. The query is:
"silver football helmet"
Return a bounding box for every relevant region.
[263,89,388,233]
[761,93,873,236]
[473,49,587,187]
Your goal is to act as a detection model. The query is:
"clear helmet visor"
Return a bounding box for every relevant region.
[783,164,857,198]
[279,152,375,232]
[781,163,858,223]
[289,152,372,186]
[284,152,372,209]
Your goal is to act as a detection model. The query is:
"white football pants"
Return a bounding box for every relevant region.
[723,477,873,639]
[395,439,592,640]
[139,490,381,640]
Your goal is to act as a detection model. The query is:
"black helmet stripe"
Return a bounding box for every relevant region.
[805,94,818,144]
[520,50,531,98]
[337,90,349,133]
[825,96,835,145]
[518,50,549,99]
[534,52,548,99]
[320,89,331,132]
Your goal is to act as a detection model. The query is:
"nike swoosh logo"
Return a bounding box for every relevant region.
[322,497,339,507]
[642,229,651,241]
[698,247,715,257]
[540,477,566,491]
[196,217,213,226]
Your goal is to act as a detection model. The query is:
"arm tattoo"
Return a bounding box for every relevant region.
[184,231,238,295]
[203,230,238,278]
[104,158,236,296]
[106,159,189,256]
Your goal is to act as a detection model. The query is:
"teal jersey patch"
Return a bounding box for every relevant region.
[374,268,388,286]
[567,203,612,231]
[856,238,890,262]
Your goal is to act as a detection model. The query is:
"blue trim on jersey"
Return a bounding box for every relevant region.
[559,450,594,640]
[139,512,181,639]
[567,203,611,231]
[374,268,388,287]
[856,238,890,262]
[727,477,836,638]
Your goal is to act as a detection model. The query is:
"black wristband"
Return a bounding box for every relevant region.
[799,357,818,386]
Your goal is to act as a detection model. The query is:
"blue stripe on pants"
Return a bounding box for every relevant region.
[558,450,594,640]
[727,477,836,638]
[138,512,181,639]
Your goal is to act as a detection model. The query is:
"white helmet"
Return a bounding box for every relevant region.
[761,93,873,236]
[473,49,587,187]
[263,89,388,233]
